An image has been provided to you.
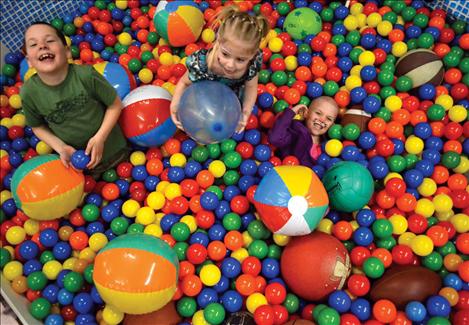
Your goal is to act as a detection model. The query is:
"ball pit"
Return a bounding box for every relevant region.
[0,0,468,324]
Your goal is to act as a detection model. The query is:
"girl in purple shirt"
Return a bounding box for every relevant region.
[268,96,339,167]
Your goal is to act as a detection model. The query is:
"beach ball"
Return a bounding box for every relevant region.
[11,155,84,221]
[178,81,241,145]
[19,58,36,82]
[153,1,204,47]
[94,62,136,100]
[119,85,176,147]
[284,8,322,40]
[322,161,374,213]
[395,49,444,89]
[253,166,329,236]
[93,233,179,315]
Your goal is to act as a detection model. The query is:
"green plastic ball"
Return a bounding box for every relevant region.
[207,185,223,200]
[271,71,288,86]
[346,31,361,46]
[102,169,118,182]
[84,264,94,284]
[372,219,393,239]
[341,123,360,141]
[147,32,159,45]
[401,7,416,21]
[63,271,84,293]
[248,219,270,240]
[328,124,343,140]
[111,217,129,235]
[363,256,385,279]
[248,240,269,259]
[128,58,142,73]
[223,213,242,231]
[27,271,48,291]
[378,70,394,86]
[29,297,51,320]
[268,244,282,259]
[40,251,54,264]
[220,139,236,153]
[177,297,197,318]
[376,107,392,122]
[204,303,225,325]
[299,96,311,107]
[422,252,443,271]
[2,64,16,78]
[441,151,461,169]
[283,293,300,313]
[223,152,242,169]
[0,248,11,269]
[452,21,466,35]
[427,104,446,121]
[427,317,451,325]
[387,155,407,173]
[417,33,435,49]
[407,39,418,51]
[62,23,76,36]
[443,52,461,68]
[277,2,291,15]
[274,99,289,113]
[320,8,334,22]
[438,242,456,256]
[349,48,364,64]
[323,81,339,96]
[173,242,188,261]
[81,204,100,222]
[50,18,64,30]
[258,70,271,84]
[383,11,398,24]
[192,146,209,163]
[223,170,239,186]
[405,154,419,169]
[376,236,396,250]
[317,307,340,325]
[380,86,396,99]
[207,143,221,159]
[284,8,323,40]
[396,76,413,92]
[413,13,429,28]
[127,223,144,234]
[313,304,328,321]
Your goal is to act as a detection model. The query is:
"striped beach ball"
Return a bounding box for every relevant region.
[395,49,444,89]
[253,166,329,236]
[153,1,204,47]
[93,62,136,100]
[119,85,176,147]
[11,155,84,221]
[93,234,179,315]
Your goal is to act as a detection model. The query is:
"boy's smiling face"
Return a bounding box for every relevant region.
[305,100,338,136]
[24,24,70,77]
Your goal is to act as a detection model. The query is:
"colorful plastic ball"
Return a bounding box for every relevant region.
[253,165,328,236]
[405,301,427,322]
[284,8,322,40]
[11,155,84,220]
[323,161,374,212]
[154,1,204,47]
[178,81,241,145]
[93,233,179,314]
[411,234,434,256]
[93,62,136,100]
[426,295,451,317]
[120,86,176,147]
[70,150,91,170]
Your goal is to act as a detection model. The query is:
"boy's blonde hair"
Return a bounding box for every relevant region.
[212,6,270,54]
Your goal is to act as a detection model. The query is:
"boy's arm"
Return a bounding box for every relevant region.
[32,125,76,167]
[268,105,305,148]
[170,71,192,130]
[237,76,258,132]
[86,95,122,168]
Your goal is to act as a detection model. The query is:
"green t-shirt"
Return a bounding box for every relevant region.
[21,64,127,164]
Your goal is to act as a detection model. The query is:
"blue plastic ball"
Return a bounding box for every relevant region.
[406,301,427,322]
[356,209,376,227]
[353,227,374,246]
[197,288,218,308]
[221,290,243,313]
[328,290,352,313]
[350,298,371,321]
[418,84,436,100]
[220,257,241,278]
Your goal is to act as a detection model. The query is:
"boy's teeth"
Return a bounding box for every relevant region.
[39,53,55,61]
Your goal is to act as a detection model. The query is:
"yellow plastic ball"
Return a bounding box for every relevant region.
[242,231,253,248]
[358,51,375,66]
[436,210,454,221]
[79,248,96,262]
[156,180,170,193]
[356,13,367,28]
[345,75,363,90]
[42,260,63,280]
[164,183,182,200]
[181,215,197,233]
[348,66,362,78]
[398,232,416,246]
[377,21,393,36]
[433,194,453,213]
[0,150,7,159]
[115,0,127,9]
[130,151,146,166]
[453,156,469,174]
[384,95,402,112]
[0,118,13,128]
[162,82,175,95]
[208,160,226,178]
[350,220,360,231]
[405,135,424,155]
[418,178,437,197]
[450,213,469,233]
[384,173,403,184]
[9,94,22,109]
[231,247,249,262]
[23,219,39,236]
[435,94,453,111]
[11,114,26,127]
[366,13,382,28]
[117,32,132,46]
[344,15,359,31]
[246,293,268,314]
[147,191,165,210]
[159,52,173,66]
[201,28,216,43]
[144,224,163,237]
[63,257,77,270]
[411,235,434,256]
[103,305,124,325]
[285,55,298,71]
[350,3,364,15]
[3,261,23,281]
[268,37,283,52]
[448,105,467,122]
[172,55,180,64]
[273,234,290,246]
[170,153,187,167]
[0,190,11,205]
[392,41,408,57]
[136,206,156,225]
[89,233,108,252]
[317,218,333,234]
[138,68,153,84]
[414,198,435,218]
[122,199,140,218]
[192,310,210,325]
[200,264,221,286]
[6,226,26,245]
[36,141,53,155]
[325,139,343,157]
[389,214,408,235]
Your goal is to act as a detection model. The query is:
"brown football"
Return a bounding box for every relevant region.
[341,105,371,132]
[370,265,442,309]
[284,320,316,325]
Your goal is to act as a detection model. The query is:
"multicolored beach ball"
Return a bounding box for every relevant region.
[253,166,329,236]
[119,85,176,147]
[153,1,204,47]
[11,155,84,221]
[93,62,136,100]
[93,233,179,315]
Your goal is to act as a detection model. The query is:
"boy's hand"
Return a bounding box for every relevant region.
[58,145,76,168]
[170,106,184,130]
[291,104,308,115]
[85,135,105,169]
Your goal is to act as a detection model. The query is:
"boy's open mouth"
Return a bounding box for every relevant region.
[39,53,55,61]
[313,120,327,129]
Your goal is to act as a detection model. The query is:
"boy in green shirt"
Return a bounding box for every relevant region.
[20,22,128,176]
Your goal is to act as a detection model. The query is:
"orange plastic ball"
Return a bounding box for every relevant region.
[426,225,449,247]
[69,231,89,251]
[443,253,463,272]
[448,174,467,190]
[373,299,397,323]
[368,117,387,135]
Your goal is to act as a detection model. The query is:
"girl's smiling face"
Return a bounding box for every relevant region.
[211,35,256,79]
[305,100,338,136]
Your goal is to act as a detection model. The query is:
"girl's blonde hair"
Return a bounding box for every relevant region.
[212,6,270,53]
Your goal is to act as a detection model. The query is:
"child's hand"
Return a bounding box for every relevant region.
[170,106,184,130]
[236,113,250,133]
[58,145,76,168]
[291,104,308,116]
[85,135,105,169]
